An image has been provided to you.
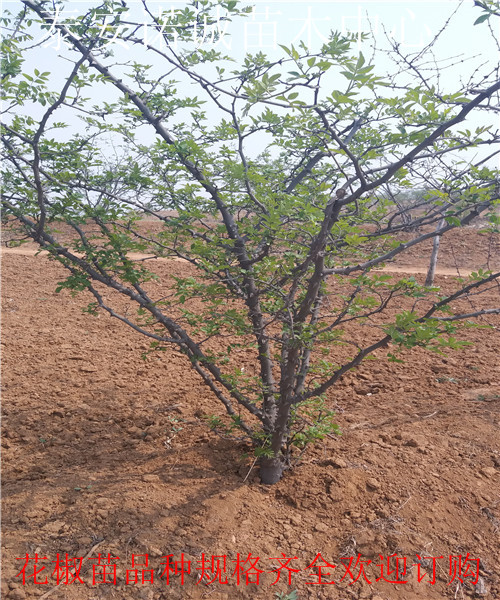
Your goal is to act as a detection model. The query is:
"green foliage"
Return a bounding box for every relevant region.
[289,398,340,450]
[473,0,500,24]
[275,591,299,600]
[384,311,472,355]
[2,0,499,483]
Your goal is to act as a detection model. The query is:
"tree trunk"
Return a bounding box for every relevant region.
[425,218,445,287]
[260,456,285,485]
[259,396,294,484]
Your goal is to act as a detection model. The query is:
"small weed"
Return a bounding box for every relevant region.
[436,377,459,384]
[275,591,298,600]
[164,416,184,448]
[476,393,500,401]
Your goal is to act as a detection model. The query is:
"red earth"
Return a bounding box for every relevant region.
[1,226,499,600]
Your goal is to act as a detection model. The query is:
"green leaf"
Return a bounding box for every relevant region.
[278,44,291,56]
[474,13,490,24]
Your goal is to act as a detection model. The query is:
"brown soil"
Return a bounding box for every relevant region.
[1,228,500,600]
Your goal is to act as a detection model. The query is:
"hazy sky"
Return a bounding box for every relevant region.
[4,0,499,59]
[3,1,499,166]
[5,1,499,101]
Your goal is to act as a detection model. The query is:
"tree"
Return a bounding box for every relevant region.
[2,0,500,484]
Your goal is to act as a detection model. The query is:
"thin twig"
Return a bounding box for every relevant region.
[242,456,259,483]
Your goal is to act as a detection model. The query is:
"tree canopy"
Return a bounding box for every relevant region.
[2,0,499,483]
